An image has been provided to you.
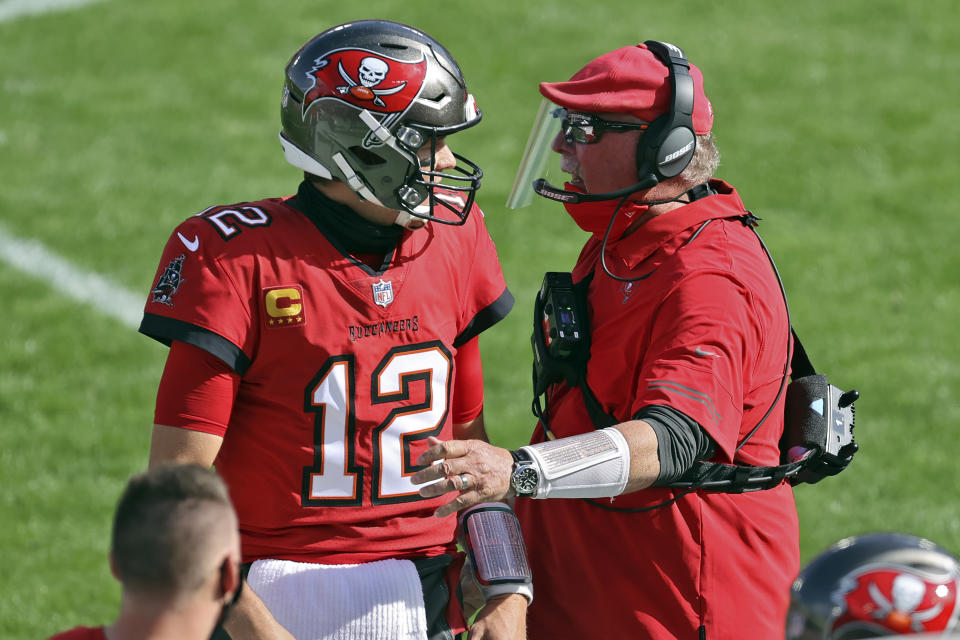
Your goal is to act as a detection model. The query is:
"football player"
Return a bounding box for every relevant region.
[140,20,525,640]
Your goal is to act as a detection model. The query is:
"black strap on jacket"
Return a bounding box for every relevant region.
[570,213,825,494]
[668,328,834,493]
[577,330,820,494]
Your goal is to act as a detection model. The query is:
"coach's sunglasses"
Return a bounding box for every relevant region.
[553,108,650,145]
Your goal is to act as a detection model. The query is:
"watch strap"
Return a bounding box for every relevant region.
[510,448,530,464]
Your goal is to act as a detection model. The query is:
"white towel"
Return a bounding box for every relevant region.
[247,557,429,640]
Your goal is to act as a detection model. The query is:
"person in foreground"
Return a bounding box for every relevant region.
[413,40,800,638]
[140,19,526,640]
[49,464,242,640]
[787,531,960,639]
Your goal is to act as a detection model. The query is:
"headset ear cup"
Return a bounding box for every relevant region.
[656,126,696,178]
[638,40,698,184]
[636,114,669,184]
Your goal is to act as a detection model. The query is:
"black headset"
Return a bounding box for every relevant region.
[533,39,699,204]
[636,40,697,185]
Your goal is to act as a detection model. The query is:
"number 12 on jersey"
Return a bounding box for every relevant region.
[301,342,451,507]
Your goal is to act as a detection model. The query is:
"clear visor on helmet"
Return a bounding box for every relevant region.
[506,99,564,209]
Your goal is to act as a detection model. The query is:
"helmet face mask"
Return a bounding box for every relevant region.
[787,532,960,639]
[279,20,483,225]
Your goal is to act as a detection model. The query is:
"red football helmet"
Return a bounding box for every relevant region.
[787,532,960,639]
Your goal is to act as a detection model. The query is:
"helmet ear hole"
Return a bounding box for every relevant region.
[348,146,387,167]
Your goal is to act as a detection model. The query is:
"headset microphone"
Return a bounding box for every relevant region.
[532,174,659,204]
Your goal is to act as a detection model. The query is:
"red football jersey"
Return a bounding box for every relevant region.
[141,192,512,564]
[48,627,106,640]
[516,181,799,639]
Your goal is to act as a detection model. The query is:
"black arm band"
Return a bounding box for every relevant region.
[637,405,717,486]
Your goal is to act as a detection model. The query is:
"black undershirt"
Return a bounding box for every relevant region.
[291,179,403,255]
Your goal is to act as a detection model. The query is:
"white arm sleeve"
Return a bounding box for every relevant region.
[522,427,631,499]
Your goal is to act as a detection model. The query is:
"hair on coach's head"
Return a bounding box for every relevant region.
[680,132,721,187]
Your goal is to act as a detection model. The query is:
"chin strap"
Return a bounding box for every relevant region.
[393,210,420,228]
[331,152,383,206]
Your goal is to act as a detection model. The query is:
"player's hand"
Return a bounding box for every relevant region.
[222,581,297,640]
[459,556,487,620]
[468,593,528,640]
[412,437,514,517]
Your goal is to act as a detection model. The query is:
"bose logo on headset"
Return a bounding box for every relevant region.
[662,140,695,165]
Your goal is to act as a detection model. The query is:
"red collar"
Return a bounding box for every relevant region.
[606,180,746,269]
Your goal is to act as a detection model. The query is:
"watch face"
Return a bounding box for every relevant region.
[513,466,539,496]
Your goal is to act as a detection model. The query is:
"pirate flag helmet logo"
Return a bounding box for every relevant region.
[829,564,959,635]
[279,20,483,226]
[787,532,960,639]
[303,49,427,117]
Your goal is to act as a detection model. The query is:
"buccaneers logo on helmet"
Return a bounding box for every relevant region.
[302,49,427,115]
[829,564,960,636]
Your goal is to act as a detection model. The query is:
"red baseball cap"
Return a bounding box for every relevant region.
[539,43,714,135]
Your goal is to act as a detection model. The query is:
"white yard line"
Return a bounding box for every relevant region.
[0,0,104,23]
[1,2,132,319]
[0,224,143,329]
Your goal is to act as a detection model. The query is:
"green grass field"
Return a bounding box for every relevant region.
[1,0,958,636]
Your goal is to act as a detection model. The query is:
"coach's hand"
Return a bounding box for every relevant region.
[412,437,514,517]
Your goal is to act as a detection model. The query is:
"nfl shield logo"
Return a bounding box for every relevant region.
[372,279,394,307]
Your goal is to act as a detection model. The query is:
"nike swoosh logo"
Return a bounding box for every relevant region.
[694,347,720,358]
[177,232,199,252]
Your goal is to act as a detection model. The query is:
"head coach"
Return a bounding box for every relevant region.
[414,40,801,638]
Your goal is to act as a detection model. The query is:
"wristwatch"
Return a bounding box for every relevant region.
[510,449,540,498]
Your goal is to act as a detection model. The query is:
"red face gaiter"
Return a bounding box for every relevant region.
[560,183,650,241]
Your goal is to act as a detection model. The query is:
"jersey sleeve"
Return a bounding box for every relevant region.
[451,336,484,424]
[154,340,240,436]
[453,206,514,347]
[139,214,259,375]
[636,270,760,461]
